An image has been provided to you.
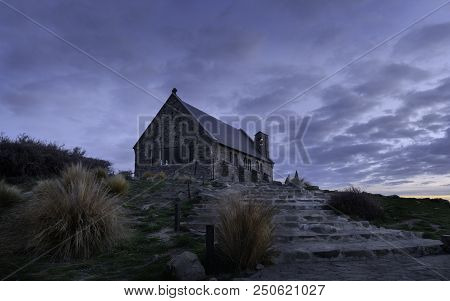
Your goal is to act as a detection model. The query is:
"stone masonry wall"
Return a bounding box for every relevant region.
[134,94,273,182]
[135,94,214,179]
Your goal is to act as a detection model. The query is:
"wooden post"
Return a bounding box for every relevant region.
[205,225,215,274]
[174,202,180,232]
[442,235,450,253]
[187,181,191,200]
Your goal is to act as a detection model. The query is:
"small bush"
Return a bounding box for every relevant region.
[142,171,154,180]
[106,174,129,195]
[154,171,167,181]
[0,180,23,209]
[142,171,166,182]
[328,186,384,220]
[216,199,275,271]
[26,164,127,259]
[92,167,108,180]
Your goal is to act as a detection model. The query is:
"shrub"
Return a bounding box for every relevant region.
[154,171,167,181]
[118,170,133,180]
[216,199,275,271]
[106,174,129,195]
[0,134,111,183]
[328,186,384,220]
[0,180,23,209]
[142,171,166,182]
[142,171,154,180]
[303,180,319,191]
[26,164,127,259]
[92,167,108,180]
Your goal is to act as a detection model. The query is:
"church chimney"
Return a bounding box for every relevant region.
[255,131,269,158]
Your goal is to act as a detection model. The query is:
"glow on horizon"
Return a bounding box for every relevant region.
[399,195,450,201]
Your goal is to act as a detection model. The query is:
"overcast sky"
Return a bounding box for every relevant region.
[1,0,450,197]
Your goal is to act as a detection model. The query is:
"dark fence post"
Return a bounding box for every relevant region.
[205,225,215,274]
[187,181,191,200]
[174,201,180,232]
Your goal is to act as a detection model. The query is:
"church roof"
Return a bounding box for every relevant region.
[176,95,272,162]
[134,90,273,163]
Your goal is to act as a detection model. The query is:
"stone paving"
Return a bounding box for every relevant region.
[187,183,444,261]
[243,254,450,280]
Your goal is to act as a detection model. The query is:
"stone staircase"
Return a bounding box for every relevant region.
[185,183,444,262]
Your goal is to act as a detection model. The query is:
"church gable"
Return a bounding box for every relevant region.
[134,89,274,182]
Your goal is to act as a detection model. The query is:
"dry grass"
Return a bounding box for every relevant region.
[92,167,108,180]
[216,198,275,271]
[0,180,23,210]
[142,171,166,182]
[328,186,384,221]
[153,171,167,181]
[106,174,129,195]
[142,171,154,180]
[26,164,128,259]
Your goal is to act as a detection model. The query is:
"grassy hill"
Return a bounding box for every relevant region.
[373,195,450,240]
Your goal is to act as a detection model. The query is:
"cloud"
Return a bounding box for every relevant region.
[393,22,450,59]
[352,62,429,97]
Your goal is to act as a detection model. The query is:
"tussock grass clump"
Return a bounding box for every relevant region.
[328,186,384,221]
[154,171,167,181]
[142,171,154,180]
[0,180,23,209]
[106,174,129,195]
[142,171,166,182]
[92,167,108,180]
[216,199,275,271]
[26,164,128,259]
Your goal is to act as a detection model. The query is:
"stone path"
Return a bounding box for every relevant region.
[146,180,449,280]
[242,254,450,280]
[187,183,443,262]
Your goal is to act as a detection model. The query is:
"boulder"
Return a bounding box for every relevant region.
[167,251,206,280]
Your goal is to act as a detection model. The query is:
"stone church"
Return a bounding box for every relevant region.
[134,89,274,182]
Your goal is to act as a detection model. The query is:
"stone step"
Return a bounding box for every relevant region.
[277,209,336,215]
[186,217,375,233]
[275,221,377,231]
[273,229,420,242]
[192,202,328,211]
[274,214,350,223]
[276,239,444,262]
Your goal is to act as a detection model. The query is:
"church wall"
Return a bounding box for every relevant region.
[134,94,273,182]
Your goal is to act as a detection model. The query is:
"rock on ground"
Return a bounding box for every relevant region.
[167,251,205,280]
